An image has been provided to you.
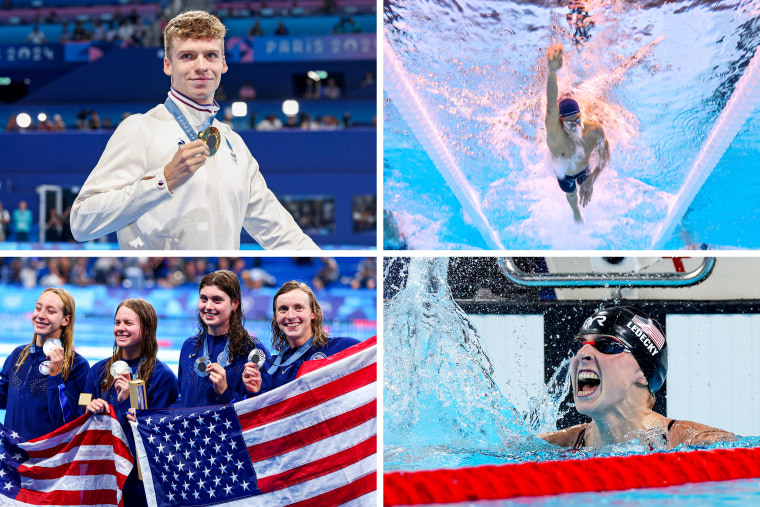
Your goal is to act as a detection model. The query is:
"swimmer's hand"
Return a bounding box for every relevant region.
[579,177,594,207]
[547,44,564,71]
[164,139,210,192]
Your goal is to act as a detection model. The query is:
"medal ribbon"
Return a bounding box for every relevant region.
[164,93,216,143]
[128,356,145,380]
[267,337,314,375]
[201,332,231,368]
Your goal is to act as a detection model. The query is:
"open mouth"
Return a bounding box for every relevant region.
[577,370,600,398]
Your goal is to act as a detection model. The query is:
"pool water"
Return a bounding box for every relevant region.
[383,0,760,249]
[383,257,760,504]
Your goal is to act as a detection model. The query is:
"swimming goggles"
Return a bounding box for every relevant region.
[571,336,630,355]
[562,117,583,129]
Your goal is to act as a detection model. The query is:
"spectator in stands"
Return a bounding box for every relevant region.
[72,21,87,42]
[12,200,33,242]
[312,257,339,291]
[290,2,306,16]
[322,115,341,129]
[242,266,276,289]
[274,21,289,36]
[333,17,362,34]
[25,26,47,44]
[115,19,136,47]
[45,208,63,243]
[248,20,264,37]
[350,257,376,289]
[299,113,317,130]
[361,71,375,88]
[321,78,342,99]
[322,0,338,15]
[52,114,66,131]
[238,81,257,100]
[59,23,71,44]
[92,20,107,42]
[70,10,317,251]
[0,201,11,242]
[256,114,283,131]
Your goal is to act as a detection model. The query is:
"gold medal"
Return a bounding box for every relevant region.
[199,126,220,156]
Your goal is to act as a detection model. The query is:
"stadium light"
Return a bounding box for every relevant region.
[37,113,47,122]
[16,113,32,128]
[231,102,248,117]
[307,70,328,82]
[282,100,299,117]
[0,77,10,86]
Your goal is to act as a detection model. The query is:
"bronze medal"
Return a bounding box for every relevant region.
[199,126,220,156]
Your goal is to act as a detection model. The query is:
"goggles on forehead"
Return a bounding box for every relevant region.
[571,336,630,355]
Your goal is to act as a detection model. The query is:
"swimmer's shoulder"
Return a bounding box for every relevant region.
[666,419,736,449]
[538,423,586,448]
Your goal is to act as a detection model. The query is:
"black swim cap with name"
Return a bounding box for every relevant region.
[575,306,668,393]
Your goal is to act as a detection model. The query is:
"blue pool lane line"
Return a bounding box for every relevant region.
[651,45,760,249]
[383,38,506,250]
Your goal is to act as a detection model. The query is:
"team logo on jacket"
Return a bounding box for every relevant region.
[310,352,327,361]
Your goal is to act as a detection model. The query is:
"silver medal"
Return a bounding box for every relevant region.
[39,360,50,376]
[194,356,211,377]
[248,348,266,369]
[43,338,62,356]
[110,360,130,378]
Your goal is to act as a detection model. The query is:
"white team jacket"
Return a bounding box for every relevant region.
[70,92,319,250]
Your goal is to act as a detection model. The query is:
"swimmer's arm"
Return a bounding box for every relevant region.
[537,424,585,448]
[70,116,173,242]
[545,45,563,135]
[667,420,737,449]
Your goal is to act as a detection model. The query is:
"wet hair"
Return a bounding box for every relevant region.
[271,281,328,351]
[15,288,76,380]
[101,299,158,391]
[193,270,255,362]
[164,10,227,58]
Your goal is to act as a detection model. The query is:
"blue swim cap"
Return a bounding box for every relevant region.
[559,98,581,118]
[576,306,668,393]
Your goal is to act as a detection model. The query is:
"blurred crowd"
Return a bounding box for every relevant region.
[0,256,377,292]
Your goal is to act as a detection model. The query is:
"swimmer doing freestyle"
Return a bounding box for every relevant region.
[545,44,609,223]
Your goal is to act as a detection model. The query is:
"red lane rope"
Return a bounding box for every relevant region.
[384,446,760,505]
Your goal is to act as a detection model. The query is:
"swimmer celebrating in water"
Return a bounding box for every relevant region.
[546,44,609,223]
[539,306,735,450]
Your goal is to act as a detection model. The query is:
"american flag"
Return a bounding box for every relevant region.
[132,336,377,507]
[632,315,666,350]
[0,411,133,506]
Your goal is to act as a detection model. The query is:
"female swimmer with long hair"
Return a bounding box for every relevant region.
[173,270,269,407]
[0,288,90,440]
[83,298,178,506]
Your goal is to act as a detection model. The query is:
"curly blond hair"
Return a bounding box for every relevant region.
[164,10,227,58]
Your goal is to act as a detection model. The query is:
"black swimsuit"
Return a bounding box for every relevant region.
[571,419,678,450]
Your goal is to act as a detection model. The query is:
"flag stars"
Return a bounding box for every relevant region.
[166,452,174,462]
[197,478,206,489]
[11,453,22,461]
[203,467,211,477]
[213,443,222,453]
[208,455,217,466]
[167,492,175,501]
[212,412,220,422]
[196,415,204,425]
[181,419,190,429]
[208,488,216,498]
[147,434,156,444]
[159,417,167,424]
[235,459,244,470]
[163,432,172,442]
[193,490,201,500]
[241,480,250,491]
[145,416,153,426]
[3,482,12,491]
[213,476,222,487]
[9,431,19,441]
[183,481,191,491]
[219,432,227,442]
[202,435,211,446]
[207,423,216,433]
[224,484,233,495]
[224,451,233,462]
[223,419,232,430]
[173,441,182,452]
[156,443,165,454]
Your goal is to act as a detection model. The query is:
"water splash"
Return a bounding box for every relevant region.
[383,257,570,469]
